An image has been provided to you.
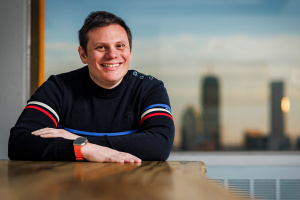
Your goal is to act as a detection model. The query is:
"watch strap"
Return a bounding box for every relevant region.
[73,137,88,161]
[74,145,84,161]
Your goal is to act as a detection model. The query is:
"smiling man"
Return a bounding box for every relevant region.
[79,24,132,89]
[8,11,175,162]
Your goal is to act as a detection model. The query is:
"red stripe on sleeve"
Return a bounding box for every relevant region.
[140,112,173,125]
[25,105,58,127]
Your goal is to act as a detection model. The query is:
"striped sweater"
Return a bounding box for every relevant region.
[8,66,174,161]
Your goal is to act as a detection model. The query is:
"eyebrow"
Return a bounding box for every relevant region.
[93,40,128,46]
[92,42,106,47]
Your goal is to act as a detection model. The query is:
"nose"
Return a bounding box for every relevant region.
[105,48,118,59]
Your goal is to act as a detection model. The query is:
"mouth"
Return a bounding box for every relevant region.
[101,63,121,68]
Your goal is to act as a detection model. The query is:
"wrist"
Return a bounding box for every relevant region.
[80,143,90,158]
[73,137,88,161]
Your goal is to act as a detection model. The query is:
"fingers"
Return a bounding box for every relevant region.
[31,128,79,140]
[121,153,142,163]
[99,151,141,163]
[110,152,141,163]
[32,128,56,137]
[82,144,142,163]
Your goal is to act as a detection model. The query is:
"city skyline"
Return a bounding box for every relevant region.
[181,76,295,150]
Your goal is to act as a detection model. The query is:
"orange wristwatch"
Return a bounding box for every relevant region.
[73,137,88,161]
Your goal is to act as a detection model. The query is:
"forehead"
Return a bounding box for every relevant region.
[87,24,129,44]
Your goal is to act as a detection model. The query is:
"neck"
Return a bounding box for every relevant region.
[89,73,122,89]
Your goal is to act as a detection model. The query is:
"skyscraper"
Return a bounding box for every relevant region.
[181,106,198,150]
[269,81,290,150]
[270,81,284,136]
[201,76,220,149]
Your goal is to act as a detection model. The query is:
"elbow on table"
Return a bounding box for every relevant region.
[8,130,35,161]
[142,140,173,161]
[152,132,174,161]
[8,141,21,160]
[7,136,29,161]
[155,152,170,161]
[8,128,25,160]
[144,149,171,161]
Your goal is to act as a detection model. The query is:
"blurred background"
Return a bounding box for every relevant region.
[45,0,300,152]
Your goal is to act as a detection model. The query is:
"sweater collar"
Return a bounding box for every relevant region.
[86,67,128,98]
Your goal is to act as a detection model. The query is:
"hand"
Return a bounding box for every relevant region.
[81,143,142,163]
[32,128,80,140]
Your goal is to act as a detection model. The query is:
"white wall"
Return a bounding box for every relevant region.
[0,0,30,159]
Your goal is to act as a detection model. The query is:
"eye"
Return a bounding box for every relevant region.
[117,44,125,49]
[96,46,105,50]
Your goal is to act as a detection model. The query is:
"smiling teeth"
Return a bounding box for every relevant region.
[102,64,120,67]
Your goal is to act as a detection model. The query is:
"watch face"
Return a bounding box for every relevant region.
[73,137,88,146]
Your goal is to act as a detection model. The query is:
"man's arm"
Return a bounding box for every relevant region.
[29,128,141,163]
[8,76,75,161]
[8,76,140,162]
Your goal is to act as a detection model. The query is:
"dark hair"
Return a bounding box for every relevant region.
[78,11,132,53]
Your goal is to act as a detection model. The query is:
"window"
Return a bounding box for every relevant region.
[46,0,300,151]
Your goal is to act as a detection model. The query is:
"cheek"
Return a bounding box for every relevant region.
[89,52,103,63]
[123,51,132,62]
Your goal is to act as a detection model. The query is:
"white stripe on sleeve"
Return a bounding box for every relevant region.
[27,101,60,122]
[141,108,172,119]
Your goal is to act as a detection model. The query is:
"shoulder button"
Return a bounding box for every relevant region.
[139,75,144,79]
[149,76,154,80]
[133,71,138,76]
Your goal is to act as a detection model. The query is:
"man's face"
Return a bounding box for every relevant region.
[78,24,132,89]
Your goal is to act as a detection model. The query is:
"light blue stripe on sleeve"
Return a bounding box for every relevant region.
[143,104,172,113]
[59,126,139,136]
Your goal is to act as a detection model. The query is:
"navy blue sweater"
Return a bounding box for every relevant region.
[8,66,174,161]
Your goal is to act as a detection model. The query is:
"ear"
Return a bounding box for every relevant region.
[78,46,88,64]
[129,46,132,61]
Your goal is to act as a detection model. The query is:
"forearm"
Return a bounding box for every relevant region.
[91,125,174,161]
[10,127,142,163]
[114,132,173,161]
[8,127,75,161]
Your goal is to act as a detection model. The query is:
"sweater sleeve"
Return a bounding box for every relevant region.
[95,81,175,161]
[8,76,75,161]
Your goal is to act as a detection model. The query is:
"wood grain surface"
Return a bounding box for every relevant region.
[0,160,242,200]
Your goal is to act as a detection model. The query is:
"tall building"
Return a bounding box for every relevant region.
[181,106,198,150]
[270,81,284,136]
[269,81,290,150]
[201,76,220,149]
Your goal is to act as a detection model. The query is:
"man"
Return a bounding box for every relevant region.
[8,11,175,162]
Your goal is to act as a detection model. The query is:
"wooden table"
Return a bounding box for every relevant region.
[0,160,242,200]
